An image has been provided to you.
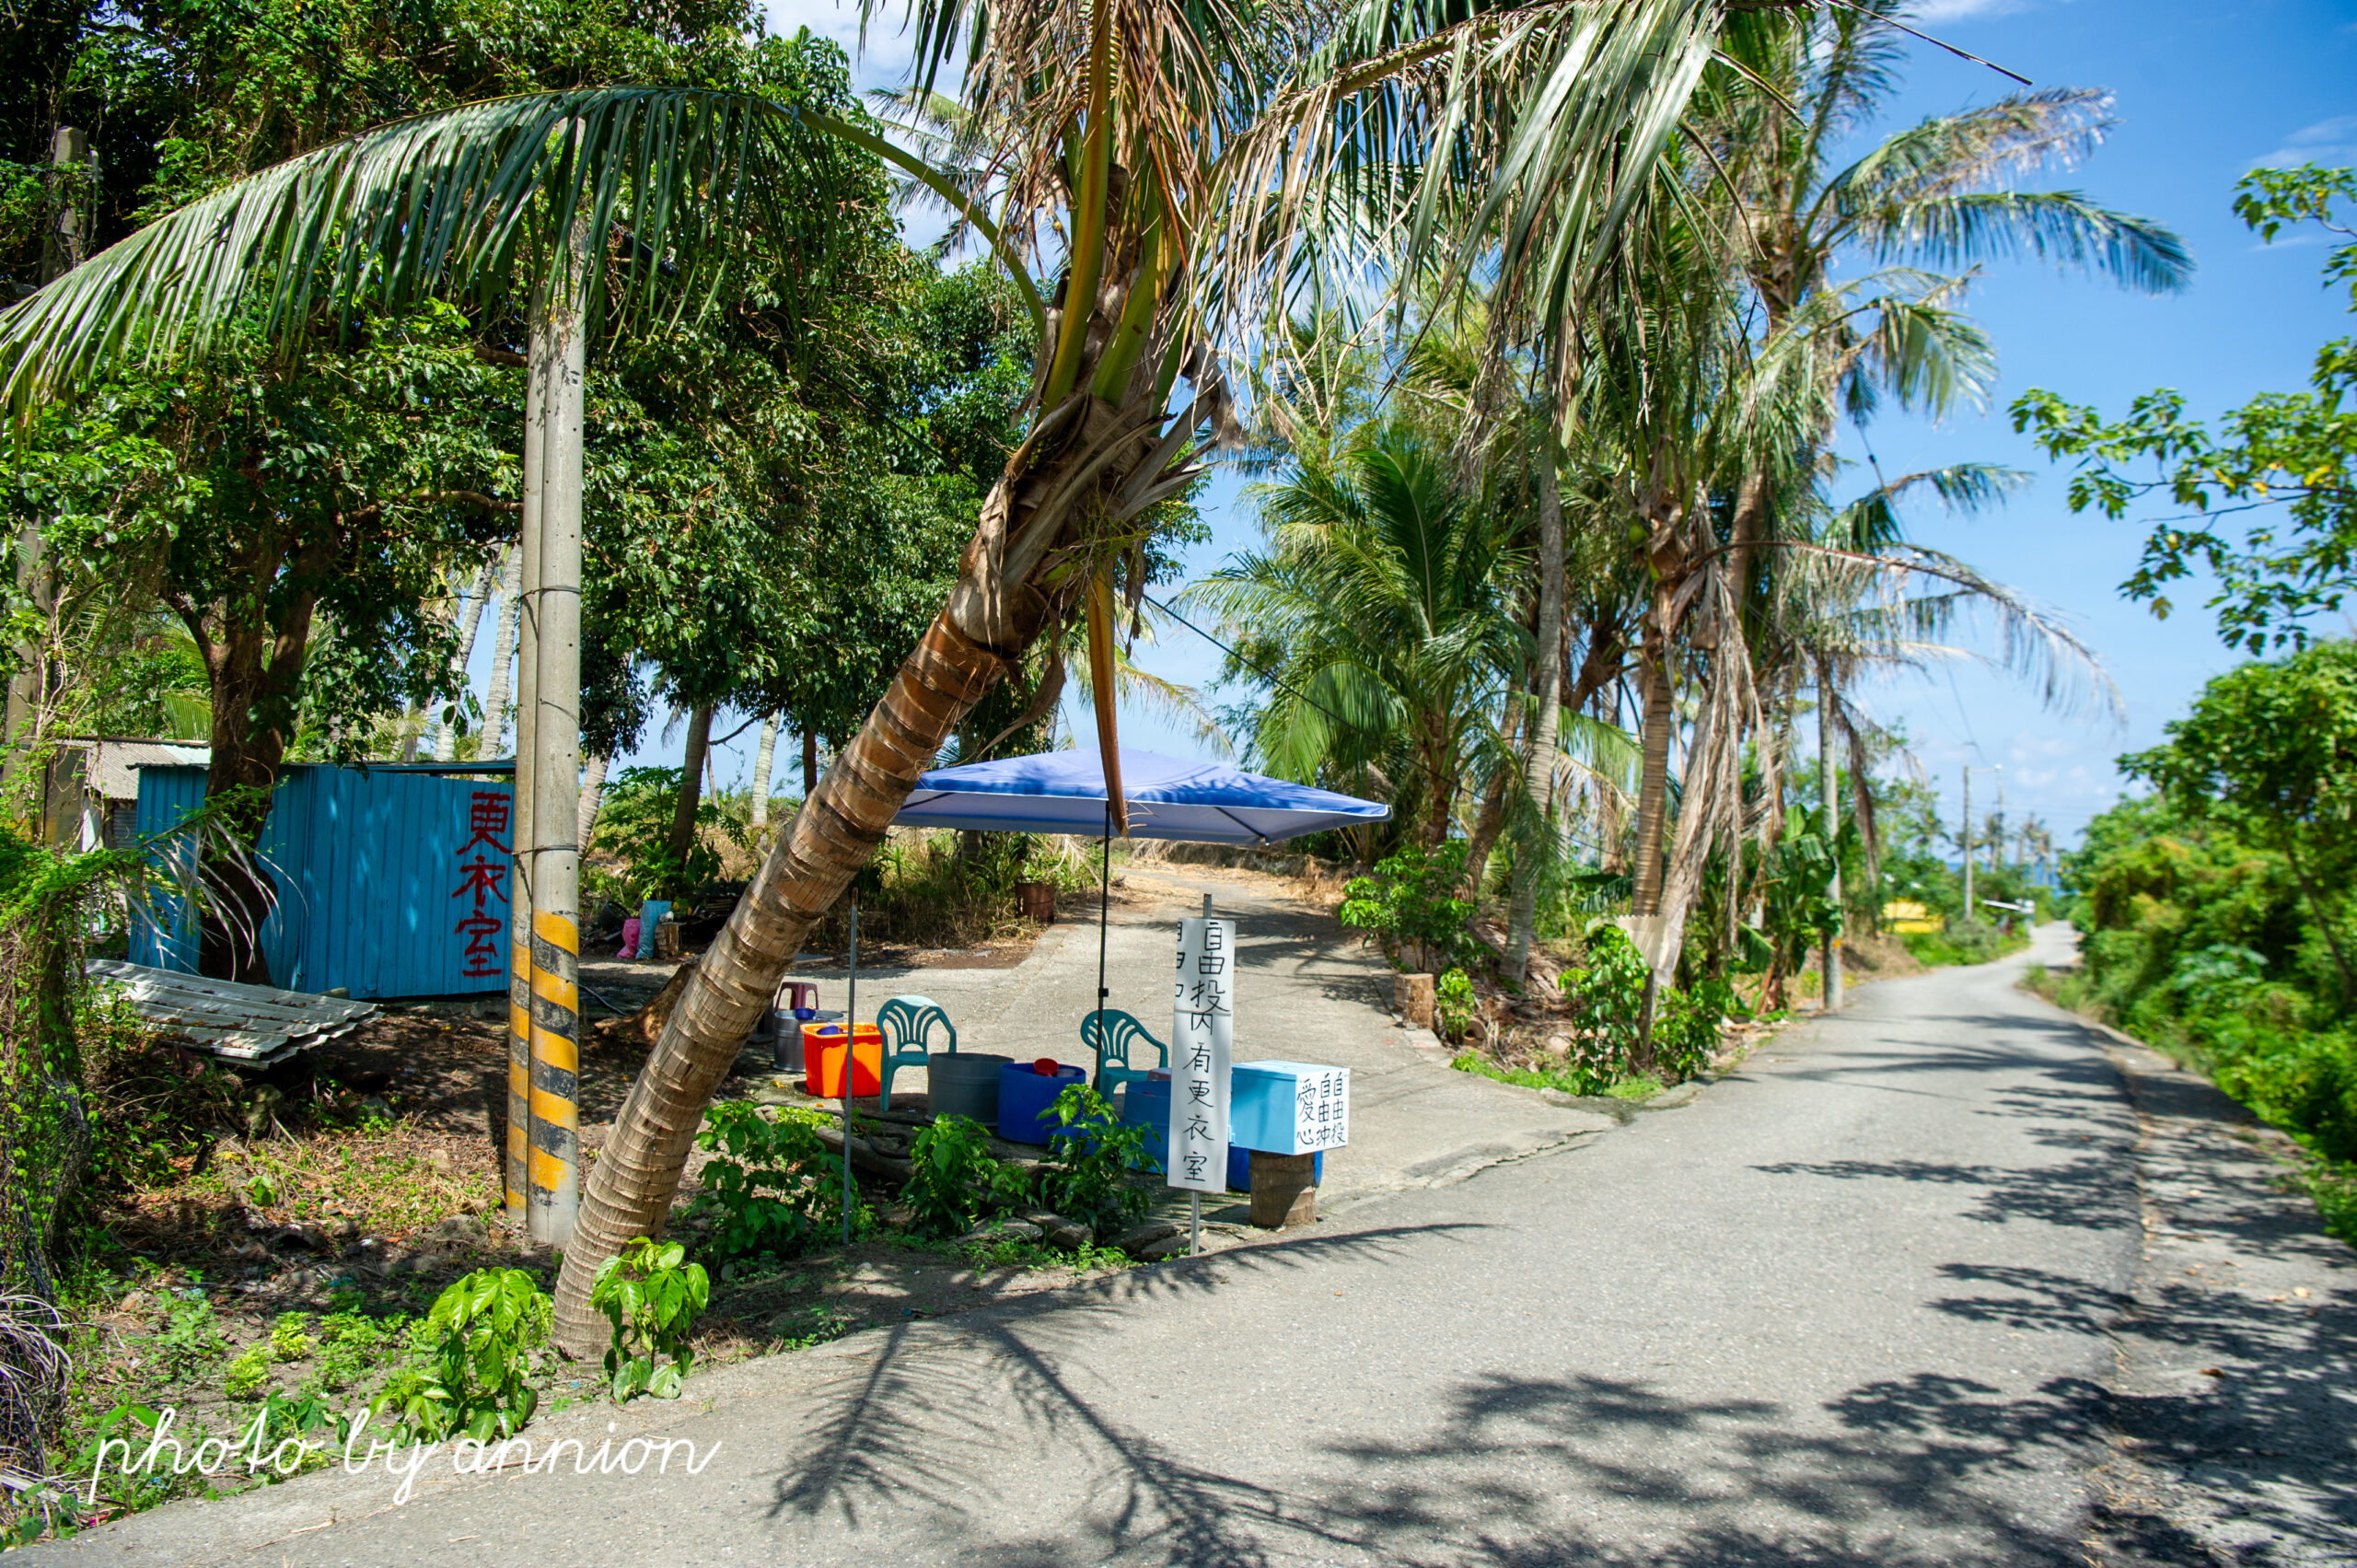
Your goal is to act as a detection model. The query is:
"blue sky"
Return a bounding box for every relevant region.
[645,0,2357,854]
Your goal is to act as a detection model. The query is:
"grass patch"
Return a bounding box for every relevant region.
[1901,923,2030,969]
[1449,1051,1661,1100]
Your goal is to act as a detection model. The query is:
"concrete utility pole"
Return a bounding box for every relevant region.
[40,126,91,281]
[1819,662,1842,1012]
[524,218,586,1249]
[1962,764,2001,925]
[6,128,95,801]
[505,332,543,1225]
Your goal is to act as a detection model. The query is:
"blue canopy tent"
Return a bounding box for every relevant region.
[889,749,1390,1085]
[895,749,1389,845]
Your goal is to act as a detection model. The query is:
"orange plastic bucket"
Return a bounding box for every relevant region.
[803,1024,883,1098]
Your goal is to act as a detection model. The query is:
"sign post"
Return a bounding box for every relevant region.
[1170,898,1233,1255]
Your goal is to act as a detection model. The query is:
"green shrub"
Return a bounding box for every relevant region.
[157,1296,226,1376]
[903,1114,1029,1236]
[1032,1085,1150,1232]
[1340,842,1475,972]
[374,1268,550,1442]
[311,1309,398,1393]
[224,1343,272,1399]
[690,1102,865,1261]
[269,1312,315,1362]
[589,1237,709,1401]
[1435,969,1475,1041]
[1653,976,1736,1081]
[1902,922,2023,967]
[584,765,738,903]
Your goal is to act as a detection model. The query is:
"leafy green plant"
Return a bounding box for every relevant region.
[586,766,742,903]
[269,1312,314,1362]
[156,1295,226,1376]
[373,1269,550,1442]
[1560,923,1650,1067]
[1435,969,1475,1041]
[1651,976,1736,1082]
[903,1114,1029,1236]
[310,1309,397,1393]
[1032,1085,1149,1233]
[588,1237,709,1401]
[224,1343,272,1400]
[690,1102,865,1261]
[1339,842,1476,973]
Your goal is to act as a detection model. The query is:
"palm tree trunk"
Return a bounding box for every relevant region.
[483,543,523,756]
[1507,425,1565,981]
[802,728,818,796]
[550,392,1161,1351]
[576,750,610,848]
[1631,628,1675,919]
[749,712,779,830]
[667,702,714,872]
[1461,692,1521,900]
[1817,657,1842,1012]
[436,558,500,761]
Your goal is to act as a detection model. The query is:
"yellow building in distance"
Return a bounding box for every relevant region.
[1882,900,1945,935]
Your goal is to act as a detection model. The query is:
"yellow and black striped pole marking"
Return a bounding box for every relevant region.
[505,901,532,1222]
[527,907,580,1245]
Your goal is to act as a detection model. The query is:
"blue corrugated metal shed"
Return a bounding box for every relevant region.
[132,764,517,999]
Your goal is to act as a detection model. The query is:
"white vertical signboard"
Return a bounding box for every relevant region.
[1168,916,1234,1192]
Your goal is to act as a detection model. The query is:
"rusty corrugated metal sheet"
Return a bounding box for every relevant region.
[85,959,379,1065]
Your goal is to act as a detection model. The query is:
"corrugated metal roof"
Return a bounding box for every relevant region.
[85,959,380,1066]
[96,740,210,799]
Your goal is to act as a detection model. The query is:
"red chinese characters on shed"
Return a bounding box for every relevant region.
[453,788,511,979]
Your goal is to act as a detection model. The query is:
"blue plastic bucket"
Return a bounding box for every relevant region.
[996,1060,1086,1144]
[1118,1079,1170,1173]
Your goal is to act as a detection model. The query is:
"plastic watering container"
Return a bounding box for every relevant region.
[997,1060,1085,1144]
[804,1024,883,1098]
[928,1052,1011,1124]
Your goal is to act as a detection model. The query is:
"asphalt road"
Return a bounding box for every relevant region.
[45,926,2168,1567]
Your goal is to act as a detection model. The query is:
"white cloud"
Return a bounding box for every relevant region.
[761,0,923,90]
[1906,0,2038,22]
[2252,113,2357,170]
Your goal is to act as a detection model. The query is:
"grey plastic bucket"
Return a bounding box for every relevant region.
[928,1052,1012,1124]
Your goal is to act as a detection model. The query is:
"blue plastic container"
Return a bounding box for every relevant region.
[1226,1144,1323,1193]
[997,1061,1086,1144]
[1118,1078,1170,1173]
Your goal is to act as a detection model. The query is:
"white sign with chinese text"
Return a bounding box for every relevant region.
[1168,916,1234,1192]
[1293,1065,1349,1152]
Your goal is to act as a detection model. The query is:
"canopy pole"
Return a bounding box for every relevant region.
[842,899,857,1248]
[1095,801,1110,1087]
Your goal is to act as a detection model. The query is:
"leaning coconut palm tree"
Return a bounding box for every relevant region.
[0,0,1771,1348]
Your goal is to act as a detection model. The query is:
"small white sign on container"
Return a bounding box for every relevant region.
[1167,916,1234,1192]
[1293,1064,1349,1153]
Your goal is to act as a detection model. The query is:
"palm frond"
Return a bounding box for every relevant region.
[1867,189,2191,294]
[0,89,871,418]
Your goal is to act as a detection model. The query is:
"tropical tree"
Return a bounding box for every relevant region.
[0,0,1775,1346]
[1194,420,1528,843]
[2123,641,2357,1005]
[2014,164,2355,656]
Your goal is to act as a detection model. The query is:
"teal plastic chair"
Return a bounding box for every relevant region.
[877,994,957,1105]
[1082,1009,1167,1095]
